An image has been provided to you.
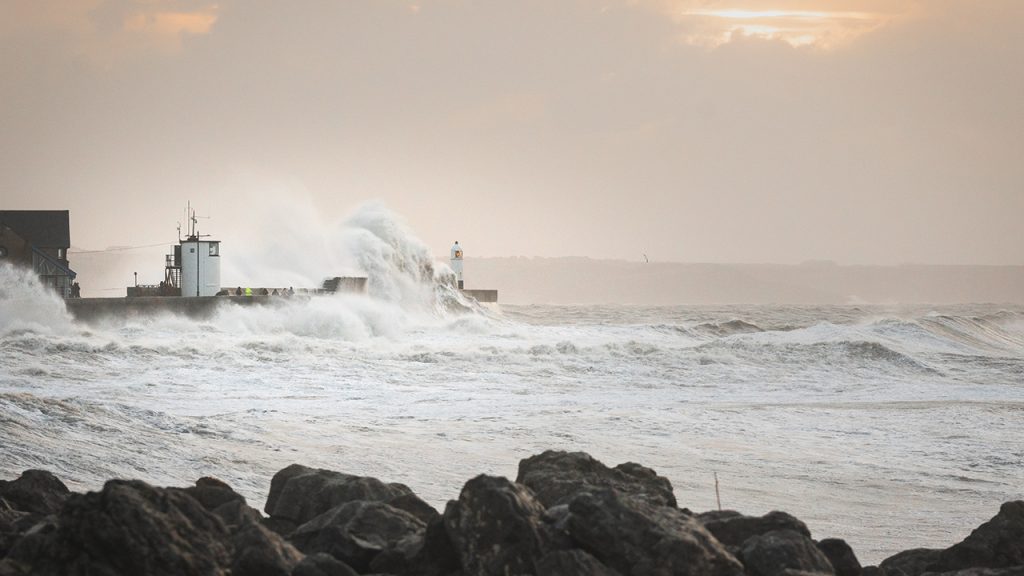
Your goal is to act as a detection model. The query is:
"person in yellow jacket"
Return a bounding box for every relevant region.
[244,287,252,296]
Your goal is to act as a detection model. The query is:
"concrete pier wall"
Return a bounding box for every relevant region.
[461,289,498,303]
[65,296,286,323]
[65,286,497,323]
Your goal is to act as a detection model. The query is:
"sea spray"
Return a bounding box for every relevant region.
[0,263,75,336]
[220,199,478,315]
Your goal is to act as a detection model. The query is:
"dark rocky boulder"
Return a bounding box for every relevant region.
[0,498,29,557]
[2,479,232,575]
[385,492,441,525]
[184,476,247,511]
[264,464,414,527]
[178,477,264,532]
[0,470,70,517]
[444,474,553,575]
[739,529,835,576]
[818,538,862,576]
[921,565,1024,569]
[934,502,1024,572]
[567,488,744,576]
[231,521,303,576]
[698,509,812,549]
[289,500,425,573]
[213,499,264,531]
[371,512,459,576]
[517,451,677,508]
[291,552,360,576]
[536,549,622,575]
[878,548,943,576]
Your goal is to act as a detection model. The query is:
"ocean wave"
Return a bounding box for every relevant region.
[693,319,765,337]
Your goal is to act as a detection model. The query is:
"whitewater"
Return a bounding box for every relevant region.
[1,209,1022,565]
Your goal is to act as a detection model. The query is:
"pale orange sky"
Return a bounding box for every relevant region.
[2,1,1022,265]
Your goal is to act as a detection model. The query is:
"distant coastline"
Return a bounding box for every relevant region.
[465,257,1024,305]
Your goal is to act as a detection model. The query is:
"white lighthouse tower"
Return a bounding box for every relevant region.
[450,241,464,289]
[180,205,221,297]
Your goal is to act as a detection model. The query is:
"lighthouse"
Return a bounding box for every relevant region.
[450,241,464,289]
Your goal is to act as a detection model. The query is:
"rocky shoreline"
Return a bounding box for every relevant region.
[0,451,1020,575]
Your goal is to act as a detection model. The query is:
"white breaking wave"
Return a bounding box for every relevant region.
[0,263,75,337]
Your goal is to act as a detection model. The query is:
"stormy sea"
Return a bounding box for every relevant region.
[1,210,1021,565]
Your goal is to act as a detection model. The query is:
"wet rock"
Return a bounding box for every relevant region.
[372,512,459,576]
[291,553,360,576]
[385,492,441,525]
[878,548,942,576]
[517,451,676,508]
[935,502,1024,572]
[567,488,744,576]
[177,477,264,533]
[921,565,1024,569]
[0,470,70,516]
[0,498,29,557]
[263,516,299,538]
[185,476,247,511]
[265,464,413,527]
[818,538,862,576]
[536,549,622,576]
[739,529,835,576]
[213,499,265,531]
[3,479,232,575]
[698,510,812,549]
[231,521,303,576]
[444,475,552,575]
[289,500,425,573]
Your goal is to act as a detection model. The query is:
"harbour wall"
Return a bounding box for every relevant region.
[65,296,282,323]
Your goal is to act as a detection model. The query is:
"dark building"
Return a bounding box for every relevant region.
[0,210,77,297]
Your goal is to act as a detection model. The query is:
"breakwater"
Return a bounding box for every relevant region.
[1,451,1021,576]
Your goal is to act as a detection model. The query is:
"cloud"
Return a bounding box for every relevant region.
[122,5,219,46]
[643,0,913,48]
[1,1,219,65]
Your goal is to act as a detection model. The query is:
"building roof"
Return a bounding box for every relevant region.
[0,210,70,248]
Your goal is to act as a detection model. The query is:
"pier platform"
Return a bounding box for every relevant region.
[461,289,498,303]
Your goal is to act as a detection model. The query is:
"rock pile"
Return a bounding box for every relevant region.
[0,451,1021,576]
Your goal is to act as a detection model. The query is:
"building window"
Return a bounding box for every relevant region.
[209,243,219,257]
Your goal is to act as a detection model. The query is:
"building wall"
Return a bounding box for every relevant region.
[180,240,221,297]
[0,225,31,264]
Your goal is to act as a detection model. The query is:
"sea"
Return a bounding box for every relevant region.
[1,212,1022,565]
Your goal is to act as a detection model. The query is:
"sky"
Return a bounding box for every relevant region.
[2,0,1022,266]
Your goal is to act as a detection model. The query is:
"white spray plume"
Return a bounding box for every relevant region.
[0,263,75,336]
[221,198,473,314]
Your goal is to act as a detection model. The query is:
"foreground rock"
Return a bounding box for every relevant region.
[739,529,835,576]
[878,501,1024,576]
[0,455,1021,576]
[698,509,812,550]
[568,488,745,576]
[934,501,1024,572]
[264,464,436,535]
[0,470,69,517]
[0,476,303,576]
[517,450,677,508]
[289,500,424,573]
[817,538,862,576]
[444,474,554,575]
[3,479,233,576]
[535,549,622,575]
